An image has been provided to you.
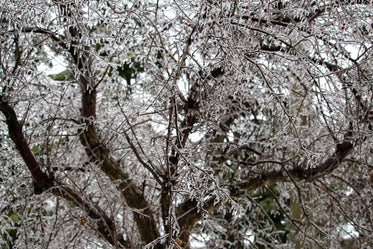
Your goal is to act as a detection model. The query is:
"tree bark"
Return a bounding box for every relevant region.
[0,99,53,191]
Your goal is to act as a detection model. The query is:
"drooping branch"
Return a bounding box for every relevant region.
[7,27,69,51]
[175,129,354,247]
[232,141,353,194]
[0,97,129,247]
[52,184,130,248]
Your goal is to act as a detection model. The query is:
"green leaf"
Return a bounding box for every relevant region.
[30,145,40,153]
[48,69,73,81]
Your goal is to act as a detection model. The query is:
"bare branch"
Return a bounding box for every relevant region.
[0,98,53,191]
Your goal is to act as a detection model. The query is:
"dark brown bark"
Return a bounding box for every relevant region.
[233,139,353,194]
[52,6,163,244]
[79,82,162,248]
[52,185,130,248]
[0,99,130,247]
[175,136,354,245]
[176,196,217,247]
[0,99,53,190]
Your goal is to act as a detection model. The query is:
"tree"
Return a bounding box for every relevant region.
[1,0,373,248]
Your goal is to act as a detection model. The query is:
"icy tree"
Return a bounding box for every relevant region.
[1,0,373,248]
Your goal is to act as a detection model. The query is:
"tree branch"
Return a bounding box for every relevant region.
[78,81,162,248]
[52,184,130,248]
[175,130,354,246]
[0,98,53,191]
[0,97,132,247]
[42,7,164,245]
[74,47,162,249]
[234,134,354,194]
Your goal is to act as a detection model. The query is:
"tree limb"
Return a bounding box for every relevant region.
[0,98,53,191]
[52,184,130,248]
[175,131,354,247]
[78,80,162,248]
[0,97,130,247]
[19,6,164,246]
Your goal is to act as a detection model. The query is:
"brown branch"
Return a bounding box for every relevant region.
[9,27,69,51]
[123,132,163,185]
[52,184,130,248]
[77,61,162,247]
[248,16,291,27]
[234,140,354,194]
[225,144,262,157]
[0,98,53,191]
[239,5,325,28]
[78,88,162,248]
[176,196,216,248]
[175,130,354,246]
[48,13,163,246]
[307,7,326,23]
[0,98,131,247]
